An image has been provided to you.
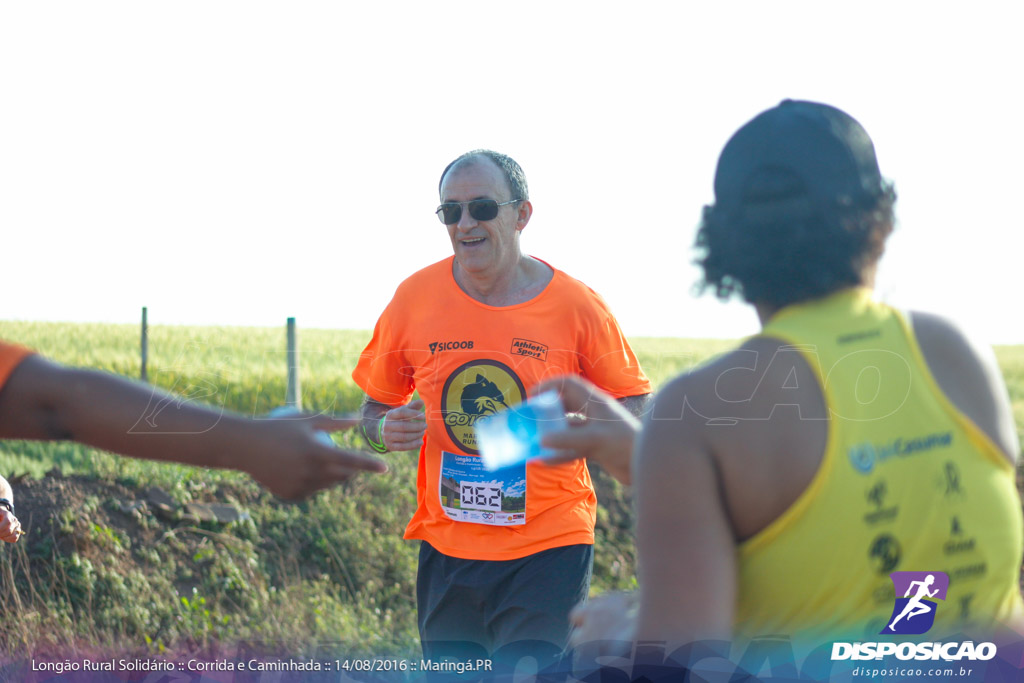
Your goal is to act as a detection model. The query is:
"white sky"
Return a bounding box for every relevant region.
[2,1,1023,343]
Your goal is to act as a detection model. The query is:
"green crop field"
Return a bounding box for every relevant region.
[0,322,736,481]
[0,321,734,661]
[0,320,1021,663]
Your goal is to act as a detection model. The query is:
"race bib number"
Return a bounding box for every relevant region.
[439,451,526,526]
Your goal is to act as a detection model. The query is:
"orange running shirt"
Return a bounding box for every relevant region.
[0,341,34,392]
[353,257,651,561]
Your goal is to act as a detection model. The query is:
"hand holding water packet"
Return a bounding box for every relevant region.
[475,390,568,470]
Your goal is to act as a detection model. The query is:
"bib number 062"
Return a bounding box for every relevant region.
[460,483,502,511]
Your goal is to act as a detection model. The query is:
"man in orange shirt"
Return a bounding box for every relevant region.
[353,150,651,665]
[0,339,386,527]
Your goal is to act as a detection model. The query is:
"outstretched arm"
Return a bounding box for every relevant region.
[0,355,387,500]
[567,375,735,646]
[633,375,736,645]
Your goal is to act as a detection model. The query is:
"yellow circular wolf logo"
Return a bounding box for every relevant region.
[441,360,525,454]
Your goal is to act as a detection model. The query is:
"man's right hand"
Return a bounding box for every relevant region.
[379,399,427,452]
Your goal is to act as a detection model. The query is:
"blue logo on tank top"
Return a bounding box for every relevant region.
[848,432,953,474]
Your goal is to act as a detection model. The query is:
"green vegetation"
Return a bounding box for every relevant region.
[0,321,1020,660]
[0,321,731,659]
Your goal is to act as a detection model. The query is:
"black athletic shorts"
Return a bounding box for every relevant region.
[416,541,593,669]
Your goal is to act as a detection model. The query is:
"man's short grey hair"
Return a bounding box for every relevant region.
[438,149,530,202]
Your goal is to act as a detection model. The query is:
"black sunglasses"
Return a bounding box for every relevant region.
[435,199,520,225]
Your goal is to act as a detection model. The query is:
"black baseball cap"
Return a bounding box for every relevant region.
[713,100,884,209]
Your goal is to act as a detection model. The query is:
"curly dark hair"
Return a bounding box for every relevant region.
[695,168,896,309]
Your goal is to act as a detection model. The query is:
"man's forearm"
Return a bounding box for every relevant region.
[359,396,391,453]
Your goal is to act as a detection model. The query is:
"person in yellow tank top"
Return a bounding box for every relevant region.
[536,100,1024,659]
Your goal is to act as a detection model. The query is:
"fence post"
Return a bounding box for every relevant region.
[141,307,148,382]
[286,317,301,410]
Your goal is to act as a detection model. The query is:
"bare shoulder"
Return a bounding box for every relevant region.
[644,335,812,458]
[653,335,821,421]
[642,347,753,452]
[911,310,987,362]
[909,310,1019,462]
[641,335,826,541]
[635,352,729,477]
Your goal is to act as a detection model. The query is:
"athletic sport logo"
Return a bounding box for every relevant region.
[510,338,548,361]
[881,571,949,635]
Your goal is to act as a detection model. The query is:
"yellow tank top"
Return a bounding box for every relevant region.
[735,288,1023,644]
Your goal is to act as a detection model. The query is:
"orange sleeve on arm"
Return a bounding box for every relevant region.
[581,314,652,398]
[351,309,416,406]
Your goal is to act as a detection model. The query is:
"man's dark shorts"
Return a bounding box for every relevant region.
[417,541,593,669]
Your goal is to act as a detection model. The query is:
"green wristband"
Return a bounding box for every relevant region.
[363,413,387,453]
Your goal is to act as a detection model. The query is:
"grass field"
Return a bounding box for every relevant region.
[0,320,1021,661]
[0,321,734,660]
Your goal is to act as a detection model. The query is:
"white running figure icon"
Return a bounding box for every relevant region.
[889,574,939,631]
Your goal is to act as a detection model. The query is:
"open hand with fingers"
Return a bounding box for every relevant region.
[248,412,388,500]
[532,376,641,484]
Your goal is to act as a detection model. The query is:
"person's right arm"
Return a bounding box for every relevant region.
[564,373,736,646]
[0,355,387,500]
[359,396,426,453]
[632,374,736,645]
